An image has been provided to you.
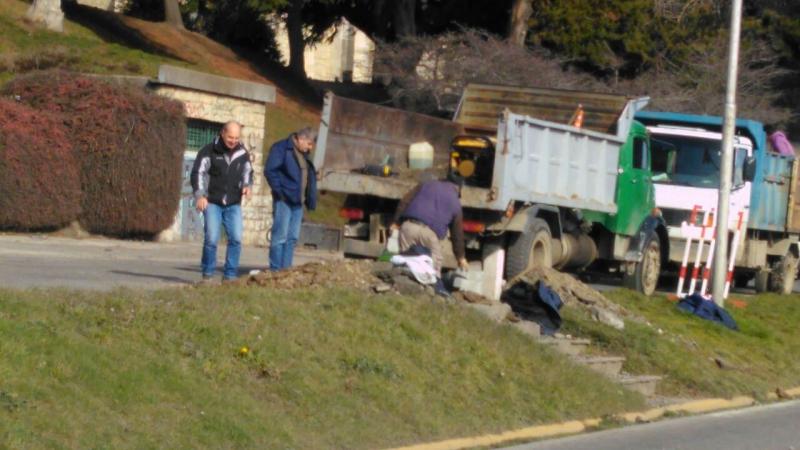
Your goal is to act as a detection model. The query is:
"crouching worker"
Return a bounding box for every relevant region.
[390,173,470,275]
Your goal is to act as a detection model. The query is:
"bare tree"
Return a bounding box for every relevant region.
[507,0,532,47]
[621,34,791,126]
[375,29,602,114]
[26,0,64,32]
[164,0,186,29]
[287,0,307,79]
[393,0,416,38]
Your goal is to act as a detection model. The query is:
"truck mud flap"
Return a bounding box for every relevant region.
[298,223,343,252]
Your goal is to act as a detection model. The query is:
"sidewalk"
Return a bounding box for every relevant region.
[0,234,338,291]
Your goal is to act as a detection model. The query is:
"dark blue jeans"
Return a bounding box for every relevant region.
[201,203,243,279]
[269,198,303,271]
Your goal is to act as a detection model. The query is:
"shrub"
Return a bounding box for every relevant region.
[3,71,186,238]
[0,99,81,230]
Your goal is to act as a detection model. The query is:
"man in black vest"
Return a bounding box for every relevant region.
[190,121,253,283]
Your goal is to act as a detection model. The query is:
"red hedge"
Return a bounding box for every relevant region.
[4,71,187,238]
[0,99,81,230]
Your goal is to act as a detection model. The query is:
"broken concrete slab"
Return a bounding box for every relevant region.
[467,302,512,323]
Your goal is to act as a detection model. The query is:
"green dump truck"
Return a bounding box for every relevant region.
[314,84,667,299]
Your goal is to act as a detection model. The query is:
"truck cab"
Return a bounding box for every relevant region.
[647,125,754,263]
[636,110,800,294]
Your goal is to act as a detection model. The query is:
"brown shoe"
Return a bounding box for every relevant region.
[221,277,241,286]
[196,275,220,287]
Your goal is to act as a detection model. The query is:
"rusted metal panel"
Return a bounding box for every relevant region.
[317,171,494,209]
[315,93,464,173]
[750,152,793,232]
[788,159,800,232]
[454,83,633,135]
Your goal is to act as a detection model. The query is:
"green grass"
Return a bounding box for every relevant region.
[561,290,800,399]
[0,0,188,84]
[0,286,644,449]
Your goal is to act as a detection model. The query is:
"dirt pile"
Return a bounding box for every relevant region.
[245,260,382,291]
[505,266,626,330]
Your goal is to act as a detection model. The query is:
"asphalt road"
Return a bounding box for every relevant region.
[0,234,334,290]
[506,400,800,450]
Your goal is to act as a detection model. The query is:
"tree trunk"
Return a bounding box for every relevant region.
[164,0,185,29]
[287,0,307,79]
[392,0,416,38]
[26,0,64,32]
[508,0,532,47]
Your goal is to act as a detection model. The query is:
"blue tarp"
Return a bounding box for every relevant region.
[677,293,738,330]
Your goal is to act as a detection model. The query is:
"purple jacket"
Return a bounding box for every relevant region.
[400,181,461,238]
[769,131,796,157]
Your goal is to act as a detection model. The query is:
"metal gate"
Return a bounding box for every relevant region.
[179,153,204,241]
[176,119,222,241]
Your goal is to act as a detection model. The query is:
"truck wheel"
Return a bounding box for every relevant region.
[622,233,661,296]
[733,273,753,289]
[505,218,553,280]
[769,252,798,295]
[754,270,770,293]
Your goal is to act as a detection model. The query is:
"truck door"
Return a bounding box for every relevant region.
[615,132,654,236]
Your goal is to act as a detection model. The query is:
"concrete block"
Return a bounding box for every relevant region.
[467,302,512,323]
[512,320,541,337]
[159,65,279,102]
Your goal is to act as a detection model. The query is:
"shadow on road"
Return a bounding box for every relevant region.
[109,270,193,285]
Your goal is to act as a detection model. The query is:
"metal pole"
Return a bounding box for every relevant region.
[713,0,744,306]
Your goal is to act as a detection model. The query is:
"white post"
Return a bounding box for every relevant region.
[713,0,744,306]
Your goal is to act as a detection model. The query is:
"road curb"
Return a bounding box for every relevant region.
[388,388,800,450]
[617,395,756,424]
[389,420,587,450]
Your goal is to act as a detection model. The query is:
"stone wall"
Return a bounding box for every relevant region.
[153,86,272,247]
[75,0,126,12]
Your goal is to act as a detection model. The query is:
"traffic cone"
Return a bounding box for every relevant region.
[571,104,584,128]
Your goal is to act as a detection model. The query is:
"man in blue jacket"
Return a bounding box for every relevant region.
[264,127,318,271]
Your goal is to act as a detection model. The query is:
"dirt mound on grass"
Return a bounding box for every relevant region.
[505,266,627,330]
[245,260,382,291]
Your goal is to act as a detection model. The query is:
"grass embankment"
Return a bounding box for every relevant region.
[0,0,186,84]
[562,290,800,399]
[0,286,643,449]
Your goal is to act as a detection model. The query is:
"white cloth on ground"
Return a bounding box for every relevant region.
[390,254,438,285]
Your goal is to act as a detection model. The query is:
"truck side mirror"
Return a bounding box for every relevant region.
[666,149,677,175]
[743,156,756,182]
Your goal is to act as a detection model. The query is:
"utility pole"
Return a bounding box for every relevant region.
[712,0,744,306]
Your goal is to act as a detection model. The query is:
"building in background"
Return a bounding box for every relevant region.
[270,16,375,83]
[150,65,276,247]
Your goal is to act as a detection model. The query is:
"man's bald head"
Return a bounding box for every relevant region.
[220,121,243,150]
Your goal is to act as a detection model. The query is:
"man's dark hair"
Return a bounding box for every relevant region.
[765,124,776,135]
[446,171,465,188]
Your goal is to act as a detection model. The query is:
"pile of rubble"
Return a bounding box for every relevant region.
[504,266,626,330]
[244,260,382,291]
[241,260,625,331]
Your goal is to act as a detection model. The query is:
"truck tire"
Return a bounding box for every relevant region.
[622,233,661,296]
[769,252,798,295]
[505,218,553,280]
[754,270,770,293]
[733,273,753,289]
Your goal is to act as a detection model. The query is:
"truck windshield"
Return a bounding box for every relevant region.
[651,135,746,188]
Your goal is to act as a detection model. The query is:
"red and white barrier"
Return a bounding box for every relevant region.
[723,211,746,298]
[676,205,701,298]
